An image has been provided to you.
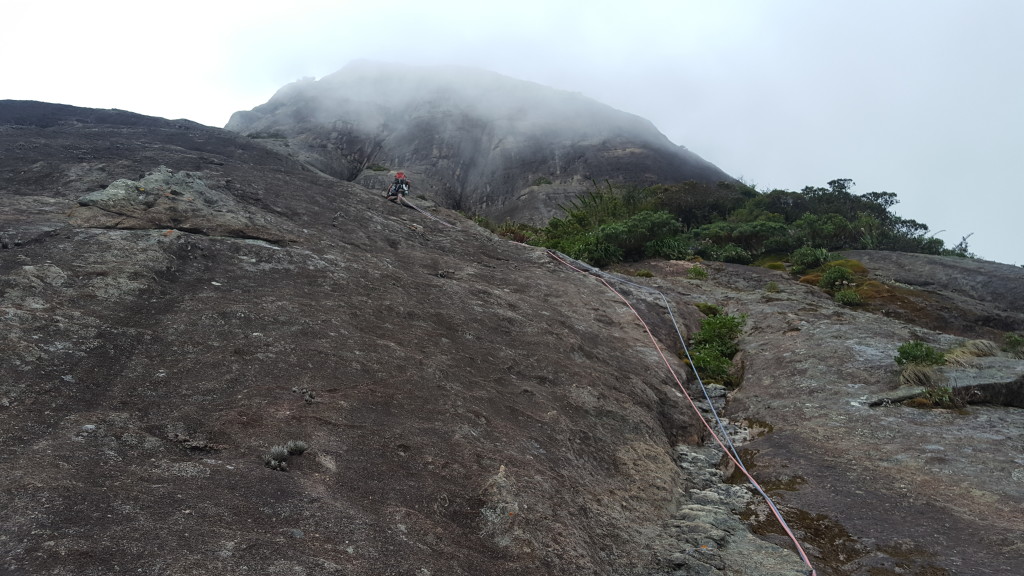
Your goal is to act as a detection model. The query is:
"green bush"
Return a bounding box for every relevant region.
[818,265,855,291]
[895,341,946,366]
[789,246,832,274]
[634,269,654,278]
[834,289,862,306]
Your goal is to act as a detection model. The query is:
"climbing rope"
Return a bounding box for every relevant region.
[393,195,456,228]
[546,250,817,576]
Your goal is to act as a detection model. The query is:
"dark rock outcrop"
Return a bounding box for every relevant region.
[224,61,733,223]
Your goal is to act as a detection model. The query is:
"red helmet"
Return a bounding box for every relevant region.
[396,171,405,178]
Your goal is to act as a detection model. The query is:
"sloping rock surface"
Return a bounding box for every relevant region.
[4,100,1023,576]
[1,100,806,576]
[224,61,732,224]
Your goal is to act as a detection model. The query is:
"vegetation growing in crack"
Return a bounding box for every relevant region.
[684,311,746,387]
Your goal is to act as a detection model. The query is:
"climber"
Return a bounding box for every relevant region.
[385,171,411,205]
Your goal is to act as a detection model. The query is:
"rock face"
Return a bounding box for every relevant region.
[224,61,733,223]
[3,100,1023,576]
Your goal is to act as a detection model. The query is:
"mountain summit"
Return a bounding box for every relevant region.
[226,61,732,222]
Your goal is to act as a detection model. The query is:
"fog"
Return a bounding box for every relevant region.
[4,0,1021,264]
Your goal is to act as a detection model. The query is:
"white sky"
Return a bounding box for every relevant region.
[4,0,1021,264]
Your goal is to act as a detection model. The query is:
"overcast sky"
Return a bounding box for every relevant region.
[5,0,1021,264]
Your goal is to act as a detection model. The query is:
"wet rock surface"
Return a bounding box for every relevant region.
[1,101,807,575]
[4,100,1023,575]
[613,258,1024,575]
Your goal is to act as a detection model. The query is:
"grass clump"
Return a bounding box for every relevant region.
[285,440,308,455]
[1002,333,1024,358]
[633,269,654,278]
[686,313,747,387]
[894,341,945,366]
[695,302,723,316]
[264,440,310,472]
[834,289,862,306]
[531,176,553,186]
[898,364,938,388]
[945,339,1000,366]
[687,265,708,280]
[765,281,781,293]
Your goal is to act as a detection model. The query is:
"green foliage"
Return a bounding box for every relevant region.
[687,265,708,280]
[695,302,723,316]
[922,387,964,410]
[495,220,539,243]
[530,177,971,268]
[789,246,832,274]
[688,313,746,386]
[834,289,862,306]
[531,176,553,186]
[1002,333,1024,358]
[818,265,855,291]
[895,341,946,366]
[633,269,654,278]
[765,281,780,293]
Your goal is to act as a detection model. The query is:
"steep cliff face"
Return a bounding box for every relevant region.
[225,61,732,223]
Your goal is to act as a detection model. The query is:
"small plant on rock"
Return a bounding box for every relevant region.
[834,289,862,306]
[687,265,708,280]
[765,281,780,293]
[285,440,308,455]
[1002,333,1024,358]
[633,269,654,278]
[894,341,945,366]
[818,265,855,292]
[695,302,723,317]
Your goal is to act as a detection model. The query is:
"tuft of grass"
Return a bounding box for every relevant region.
[765,281,781,293]
[798,273,822,286]
[945,339,1000,366]
[898,364,938,388]
[285,440,309,455]
[530,176,553,186]
[695,302,723,317]
[633,269,654,278]
[763,262,787,272]
[1001,333,1023,358]
[826,259,868,275]
[687,265,708,280]
[834,289,862,306]
[268,445,289,461]
[894,341,945,366]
